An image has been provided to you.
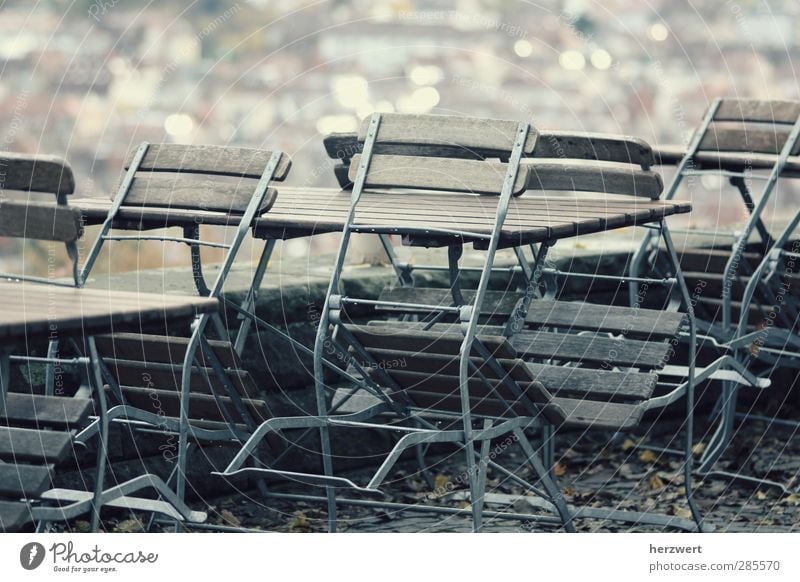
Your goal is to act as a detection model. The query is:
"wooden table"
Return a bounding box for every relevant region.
[0,282,218,532]
[0,282,218,345]
[71,186,691,247]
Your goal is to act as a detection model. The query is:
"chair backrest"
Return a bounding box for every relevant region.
[348,115,662,199]
[349,113,533,196]
[118,144,292,214]
[696,98,800,155]
[523,131,663,199]
[0,153,81,269]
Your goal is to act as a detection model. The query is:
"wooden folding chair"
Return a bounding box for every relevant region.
[74,143,293,512]
[0,153,205,531]
[630,98,800,478]
[217,113,703,532]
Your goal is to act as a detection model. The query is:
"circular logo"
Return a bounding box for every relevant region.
[20,542,46,570]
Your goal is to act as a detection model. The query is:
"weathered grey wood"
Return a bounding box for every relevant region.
[1,393,91,429]
[715,99,800,124]
[94,333,237,369]
[525,300,687,339]
[0,199,82,241]
[698,124,800,155]
[361,113,538,154]
[0,500,33,532]
[347,324,518,359]
[653,145,800,176]
[684,271,800,297]
[0,427,71,464]
[523,162,662,198]
[536,395,643,429]
[103,358,257,398]
[0,282,219,343]
[678,247,762,272]
[122,174,277,214]
[0,463,52,497]
[125,144,291,181]
[531,131,653,166]
[350,154,530,195]
[0,153,75,195]
[524,363,657,402]
[377,286,521,317]
[511,330,670,370]
[326,130,655,166]
[369,321,671,369]
[111,386,270,424]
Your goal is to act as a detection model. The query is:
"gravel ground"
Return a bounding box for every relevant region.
[67,411,800,534]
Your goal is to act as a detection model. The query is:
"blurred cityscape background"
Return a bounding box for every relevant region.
[1,0,799,276]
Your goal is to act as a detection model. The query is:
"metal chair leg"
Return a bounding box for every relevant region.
[513,427,575,532]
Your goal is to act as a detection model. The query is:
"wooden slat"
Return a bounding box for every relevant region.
[94,333,238,368]
[361,113,538,154]
[346,324,518,359]
[653,146,800,176]
[0,427,72,464]
[350,154,530,195]
[122,174,277,214]
[113,386,270,424]
[328,130,655,166]
[0,500,33,532]
[523,162,662,198]
[1,393,90,429]
[0,152,74,195]
[715,99,800,124]
[124,144,291,180]
[678,247,762,273]
[510,330,670,370]
[524,363,657,402]
[531,131,653,166]
[684,271,800,297]
[525,300,687,339]
[377,286,521,317]
[0,199,82,242]
[104,358,257,398]
[0,463,52,497]
[541,396,643,429]
[698,124,800,155]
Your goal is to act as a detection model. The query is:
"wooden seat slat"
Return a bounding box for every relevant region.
[0,500,33,532]
[0,427,72,464]
[0,463,52,497]
[94,333,238,368]
[1,394,91,430]
[111,386,271,425]
[103,358,257,399]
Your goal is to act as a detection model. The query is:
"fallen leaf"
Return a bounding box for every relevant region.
[433,474,451,493]
[783,493,800,506]
[290,511,311,532]
[670,504,693,519]
[553,462,567,477]
[692,442,707,455]
[639,450,658,464]
[73,520,91,533]
[217,509,241,527]
[649,472,666,490]
[755,490,768,501]
[621,438,637,452]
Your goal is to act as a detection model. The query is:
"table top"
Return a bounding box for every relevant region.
[71,186,691,247]
[0,282,219,343]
